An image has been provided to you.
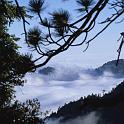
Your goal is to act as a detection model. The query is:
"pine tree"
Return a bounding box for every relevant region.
[0,1,44,123]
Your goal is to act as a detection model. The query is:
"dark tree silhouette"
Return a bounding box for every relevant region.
[50,81,124,124]
[0,1,44,124]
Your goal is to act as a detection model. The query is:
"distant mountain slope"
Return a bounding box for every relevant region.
[38,66,55,75]
[86,59,124,78]
[38,65,80,81]
[49,81,124,124]
[38,59,124,79]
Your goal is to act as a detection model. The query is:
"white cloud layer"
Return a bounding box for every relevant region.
[15,64,124,112]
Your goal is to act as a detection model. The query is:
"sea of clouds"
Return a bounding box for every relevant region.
[15,63,124,124]
[15,64,124,113]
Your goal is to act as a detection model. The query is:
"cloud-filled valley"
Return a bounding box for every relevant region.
[16,60,124,113]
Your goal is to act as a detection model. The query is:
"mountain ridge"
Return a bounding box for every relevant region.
[49,81,124,124]
[38,59,124,79]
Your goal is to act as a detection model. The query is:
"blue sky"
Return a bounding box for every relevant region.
[9,0,124,67]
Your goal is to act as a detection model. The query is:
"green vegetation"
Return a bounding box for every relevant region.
[0,1,43,123]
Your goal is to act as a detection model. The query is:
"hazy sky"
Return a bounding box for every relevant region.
[9,0,124,67]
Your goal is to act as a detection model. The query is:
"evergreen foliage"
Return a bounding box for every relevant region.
[0,1,44,124]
